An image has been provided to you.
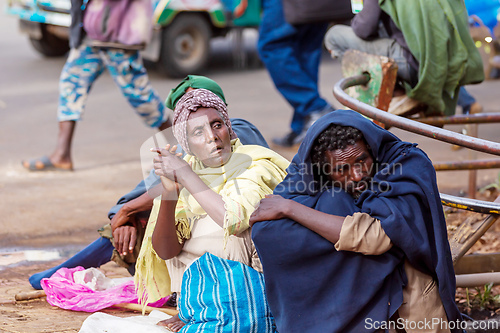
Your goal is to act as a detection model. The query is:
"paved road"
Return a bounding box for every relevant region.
[1,0,500,250]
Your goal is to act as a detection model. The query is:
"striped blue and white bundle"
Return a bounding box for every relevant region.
[178,253,277,333]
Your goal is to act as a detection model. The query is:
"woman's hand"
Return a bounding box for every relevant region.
[152,144,187,180]
[249,194,290,226]
[152,144,189,195]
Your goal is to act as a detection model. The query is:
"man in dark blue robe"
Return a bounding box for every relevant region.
[250,109,462,332]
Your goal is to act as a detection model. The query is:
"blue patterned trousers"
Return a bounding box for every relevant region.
[57,42,166,128]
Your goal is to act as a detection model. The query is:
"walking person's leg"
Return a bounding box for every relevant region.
[457,86,482,115]
[257,0,330,147]
[22,44,105,171]
[101,49,171,131]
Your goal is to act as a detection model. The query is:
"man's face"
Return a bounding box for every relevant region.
[324,140,374,198]
[186,107,232,168]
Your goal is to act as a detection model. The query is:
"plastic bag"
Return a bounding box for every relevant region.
[41,267,166,312]
[73,267,133,291]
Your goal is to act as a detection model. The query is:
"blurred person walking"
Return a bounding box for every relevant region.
[257,0,352,147]
[22,0,170,171]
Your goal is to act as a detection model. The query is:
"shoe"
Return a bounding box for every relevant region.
[273,105,334,148]
[22,155,73,171]
[296,105,335,144]
[468,102,483,115]
[272,130,302,147]
[304,105,335,130]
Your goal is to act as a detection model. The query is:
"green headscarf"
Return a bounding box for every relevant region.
[165,75,227,110]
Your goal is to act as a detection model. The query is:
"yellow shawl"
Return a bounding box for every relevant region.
[135,139,289,307]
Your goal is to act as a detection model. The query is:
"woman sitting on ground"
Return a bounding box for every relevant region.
[135,88,289,332]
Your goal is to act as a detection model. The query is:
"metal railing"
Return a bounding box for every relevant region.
[333,74,500,156]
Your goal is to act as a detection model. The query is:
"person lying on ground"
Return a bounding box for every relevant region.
[135,88,289,331]
[250,109,462,332]
[28,75,270,290]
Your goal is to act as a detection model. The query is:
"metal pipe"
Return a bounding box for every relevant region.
[455,272,500,287]
[416,113,500,126]
[468,123,479,198]
[440,193,500,214]
[333,75,500,156]
[434,159,500,171]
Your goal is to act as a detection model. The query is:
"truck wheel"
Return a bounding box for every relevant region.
[29,24,69,57]
[158,14,212,78]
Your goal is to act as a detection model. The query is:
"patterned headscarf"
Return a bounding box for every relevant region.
[172,88,236,155]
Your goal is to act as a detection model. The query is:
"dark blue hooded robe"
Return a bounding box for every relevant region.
[251,110,461,332]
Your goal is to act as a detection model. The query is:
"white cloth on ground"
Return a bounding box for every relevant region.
[79,310,171,333]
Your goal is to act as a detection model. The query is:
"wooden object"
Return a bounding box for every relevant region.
[449,195,500,264]
[14,291,178,318]
[114,303,178,316]
[341,49,398,119]
[15,290,46,301]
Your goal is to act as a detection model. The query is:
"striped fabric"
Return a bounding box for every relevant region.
[178,253,277,333]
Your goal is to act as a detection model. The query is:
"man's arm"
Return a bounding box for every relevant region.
[250,195,392,254]
[351,0,382,40]
[110,189,157,232]
[250,195,344,243]
[110,187,160,255]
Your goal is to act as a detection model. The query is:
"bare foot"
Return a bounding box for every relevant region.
[157,314,185,332]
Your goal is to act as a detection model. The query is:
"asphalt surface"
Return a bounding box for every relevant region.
[1,0,500,253]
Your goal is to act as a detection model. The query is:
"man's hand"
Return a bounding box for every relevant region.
[113,225,137,256]
[110,205,133,232]
[249,194,289,226]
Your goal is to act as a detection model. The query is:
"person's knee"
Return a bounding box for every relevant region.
[324,25,351,58]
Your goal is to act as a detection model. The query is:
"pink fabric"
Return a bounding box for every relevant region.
[41,267,166,312]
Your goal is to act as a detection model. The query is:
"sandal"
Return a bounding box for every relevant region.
[22,156,73,171]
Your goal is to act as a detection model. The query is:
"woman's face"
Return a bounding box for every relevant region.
[186,107,232,167]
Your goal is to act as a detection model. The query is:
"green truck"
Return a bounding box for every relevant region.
[6,0,261,77]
